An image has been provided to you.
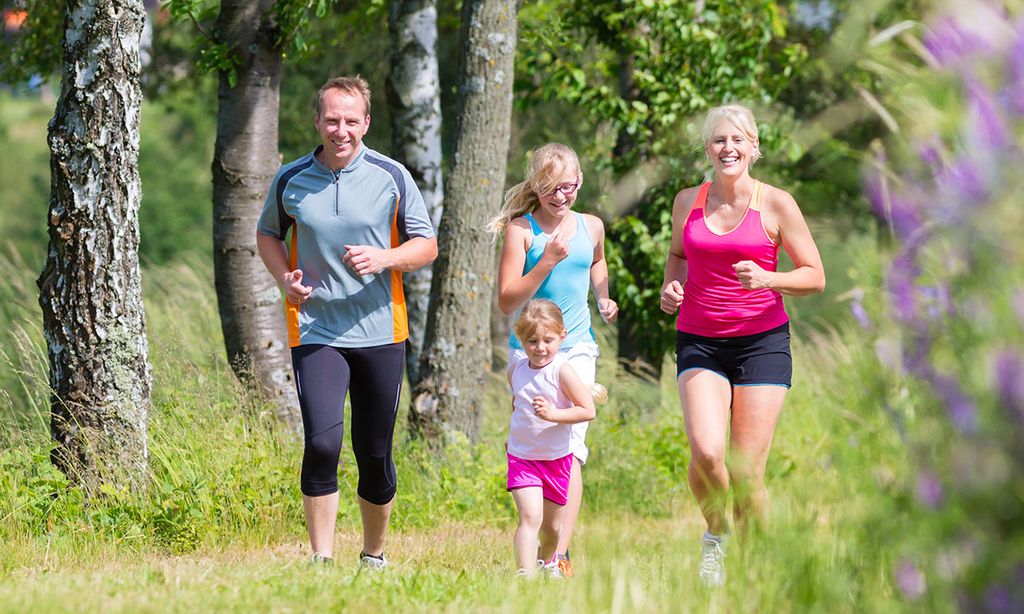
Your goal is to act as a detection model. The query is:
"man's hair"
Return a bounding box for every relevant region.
[315,75,372,116]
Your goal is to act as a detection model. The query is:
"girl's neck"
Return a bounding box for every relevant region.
[530,208,573,234]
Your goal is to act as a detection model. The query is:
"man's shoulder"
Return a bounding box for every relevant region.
[362,147,413,187]
[276,150,320,181]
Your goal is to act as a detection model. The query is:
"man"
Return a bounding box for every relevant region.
[256,75,438,567]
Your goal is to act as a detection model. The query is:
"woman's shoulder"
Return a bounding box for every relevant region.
[673,183,707,212]
[757,181,799,214]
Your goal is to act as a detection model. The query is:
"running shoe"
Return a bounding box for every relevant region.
[699,533,726,587]
[309,552,333,565]
[358,551,388,570]
[555,553,575,577]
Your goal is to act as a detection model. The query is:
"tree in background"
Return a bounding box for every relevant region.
[411,0,520,442]
[519,0,810,374]
[386,0,444,388]
[37,0,152,491]
[165,0,341,431]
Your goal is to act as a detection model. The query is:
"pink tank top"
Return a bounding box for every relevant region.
[676,181,789,337]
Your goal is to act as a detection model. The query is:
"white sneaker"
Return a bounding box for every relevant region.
[359,551,388,570]
[699,533,726,587]
[309,552,333,565]
[542,559,564,579]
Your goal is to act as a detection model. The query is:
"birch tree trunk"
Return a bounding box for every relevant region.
[39,0,152,492]
[211,0,300,431]
[410,0,519,442]
[387,0,445,389]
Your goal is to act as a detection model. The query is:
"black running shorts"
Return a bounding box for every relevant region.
[675,322,792,387]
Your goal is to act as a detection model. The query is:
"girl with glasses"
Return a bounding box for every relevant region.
[487,143,617,577]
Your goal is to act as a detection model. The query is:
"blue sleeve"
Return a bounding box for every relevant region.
[397,166,435,241]
[257,166,292,240]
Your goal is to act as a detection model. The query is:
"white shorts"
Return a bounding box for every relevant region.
[509,341,598,464]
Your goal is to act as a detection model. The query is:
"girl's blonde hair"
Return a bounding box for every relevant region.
[701,104,763,166]
[513,299,566,342]
[486,143,581,239]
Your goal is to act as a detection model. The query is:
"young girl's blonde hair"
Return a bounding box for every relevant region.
[701,104,763,166]
[486,143,581,239]
[512,299,566,342]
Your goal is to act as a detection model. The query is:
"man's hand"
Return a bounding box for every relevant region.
[282,269,312,304]
[343,244,391,276]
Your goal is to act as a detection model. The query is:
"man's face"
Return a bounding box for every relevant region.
[314,89,370,171]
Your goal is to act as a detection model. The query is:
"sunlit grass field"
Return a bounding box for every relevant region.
[0,226,944,612]
[0,89,946,612]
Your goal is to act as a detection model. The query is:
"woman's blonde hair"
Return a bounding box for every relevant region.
[513,299,566,342]
[486,143,581,239]
[701,104,763,166]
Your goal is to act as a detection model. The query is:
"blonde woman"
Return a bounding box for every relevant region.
[488,143,617,577]
[660,105,825,586]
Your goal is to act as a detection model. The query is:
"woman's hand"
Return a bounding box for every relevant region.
[733,260,776,290]
[660,280,684,314]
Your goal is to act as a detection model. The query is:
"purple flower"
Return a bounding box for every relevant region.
[934,156,990,209]
[918,284,955,321]
[850,288,871,329]
[916,470,944,508]
[916,139,943,167]
[888,252,921,326]
[932,373,978,432]
[924,15,995,67]
[965,77,1009,152]
[985,585,1014,614]
[895,559,927,600]
[1007,18,1024,115]
[994,350,1024,426]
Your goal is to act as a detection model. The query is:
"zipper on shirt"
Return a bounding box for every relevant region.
[334,170,341,216]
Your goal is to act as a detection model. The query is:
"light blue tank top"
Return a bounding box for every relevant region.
[509,212,596,350]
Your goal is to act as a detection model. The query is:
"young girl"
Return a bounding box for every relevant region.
[488,142,617,577]
[506,300,596,577]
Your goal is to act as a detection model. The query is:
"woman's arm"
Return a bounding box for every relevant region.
[660,187,696,314]
[734,186,825,296]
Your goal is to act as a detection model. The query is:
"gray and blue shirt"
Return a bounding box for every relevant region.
[257,144,435,348]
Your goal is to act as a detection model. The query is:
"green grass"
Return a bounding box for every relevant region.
[0,229,956,612]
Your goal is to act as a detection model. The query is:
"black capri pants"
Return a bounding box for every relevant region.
[291,342,405,504]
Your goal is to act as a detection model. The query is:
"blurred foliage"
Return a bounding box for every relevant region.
[845,0,1024,607]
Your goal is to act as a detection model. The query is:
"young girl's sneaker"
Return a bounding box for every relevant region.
[555,553,574,577]
[310,552,334,565]
[542,559,564,579]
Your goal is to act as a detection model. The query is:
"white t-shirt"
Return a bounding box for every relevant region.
[507,353,573,460]
[508,342,598,463]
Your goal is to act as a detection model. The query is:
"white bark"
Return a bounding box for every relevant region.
[40,0,152,492]
[387,0,444,386]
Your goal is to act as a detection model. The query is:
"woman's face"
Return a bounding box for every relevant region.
[706,120,757,177]
[535,170,582,220]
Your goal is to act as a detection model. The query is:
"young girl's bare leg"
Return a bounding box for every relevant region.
[512,488,544,571]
